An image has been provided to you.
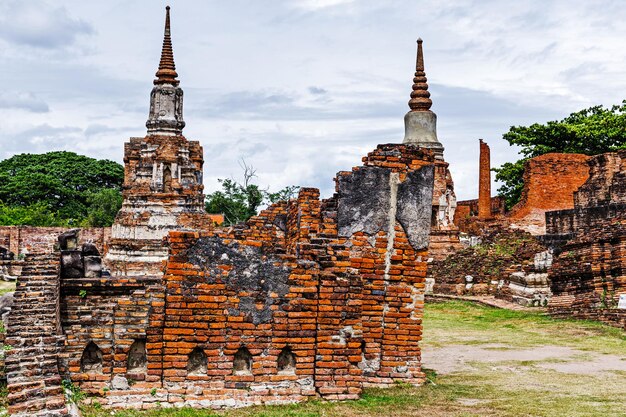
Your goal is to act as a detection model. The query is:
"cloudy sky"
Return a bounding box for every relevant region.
[1,0,625,200]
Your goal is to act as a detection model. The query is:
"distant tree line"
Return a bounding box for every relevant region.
[495,100,626,209]
[0,151,124,227]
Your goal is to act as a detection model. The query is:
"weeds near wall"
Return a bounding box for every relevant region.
[62,379,85,405]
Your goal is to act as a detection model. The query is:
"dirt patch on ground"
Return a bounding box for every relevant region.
[536,355,626,374]
[422,343,626,375]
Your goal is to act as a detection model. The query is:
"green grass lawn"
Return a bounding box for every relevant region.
[16,301,626,417]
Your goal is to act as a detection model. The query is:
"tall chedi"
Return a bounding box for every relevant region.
[104,6,212,276]
[403,39,460,260]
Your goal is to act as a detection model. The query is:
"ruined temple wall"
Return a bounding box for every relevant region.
[453,197,506,233]
[13,144,434,411]
[544,151,626,236]
[428,160,461,261]
[155,202,325,406]
[58,277,164,396]
[543,151,626,328]
[341,145,433,385]
[546,203,626,236]
[573,151,625,207]
[548,218,626,329]
[55,195,347,409]
[290,190,364,399]
[0,226,110,257]
[508,153,590,235]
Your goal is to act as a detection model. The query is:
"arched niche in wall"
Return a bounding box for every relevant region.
[163,165,172,193]
[80,341,103,373]
[187,347,207,376]
[233,346,252,375]
[127,339,147,373]
[277,346,296,375]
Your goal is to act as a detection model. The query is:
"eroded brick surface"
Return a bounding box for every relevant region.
[104,134,213,276]
[5,253,70,417]
[0,226,110,258]
[429,159,462,260]
[546,151,626,328]
[508,153,591,235]
[478,139,491,219]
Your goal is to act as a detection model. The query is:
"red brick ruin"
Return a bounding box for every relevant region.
[478,139,491,219]
[547,150,626,328]
[440,137,625,325]
[4,8,438,416]
[453,140,505,232]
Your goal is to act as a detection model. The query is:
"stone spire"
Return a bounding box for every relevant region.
[403,38,443,158]
[408,38,432,111]
[154,6,179,86]
[146,6,185,136]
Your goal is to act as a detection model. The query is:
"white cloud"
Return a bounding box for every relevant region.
[0,92,49,113]
[0,0,93,49]
[293,0,356,11]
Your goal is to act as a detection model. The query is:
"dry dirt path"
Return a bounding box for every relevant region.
[422,343,626,375]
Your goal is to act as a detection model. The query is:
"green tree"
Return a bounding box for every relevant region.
[495,101,626,209]
[0,151,124,225]
[205,161,299,225]
[82,189,123,227]
[266,185,301,205]
[0,202,67,227]
[206,178,264,225]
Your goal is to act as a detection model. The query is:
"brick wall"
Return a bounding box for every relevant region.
[548,218,626,329]
[574,151,625,207]
[544,151,626,237]
[508,153,590,235]
[478,139,491,218]
[0,226,110,256]
[6,253,71,417]
[546,203,626,236]
[454,197,506,233]
[544,151,626,328]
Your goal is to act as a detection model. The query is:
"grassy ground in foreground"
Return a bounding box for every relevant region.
[0,281,15,296]
[35,301,626,416]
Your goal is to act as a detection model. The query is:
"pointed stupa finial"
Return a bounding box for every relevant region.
[154,6,179,86]
[408,38,432,111]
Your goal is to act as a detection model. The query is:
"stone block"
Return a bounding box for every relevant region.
[83,256,102,278]
[61,250,83,278]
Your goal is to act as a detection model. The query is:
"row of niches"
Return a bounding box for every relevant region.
[80,341,298,377]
